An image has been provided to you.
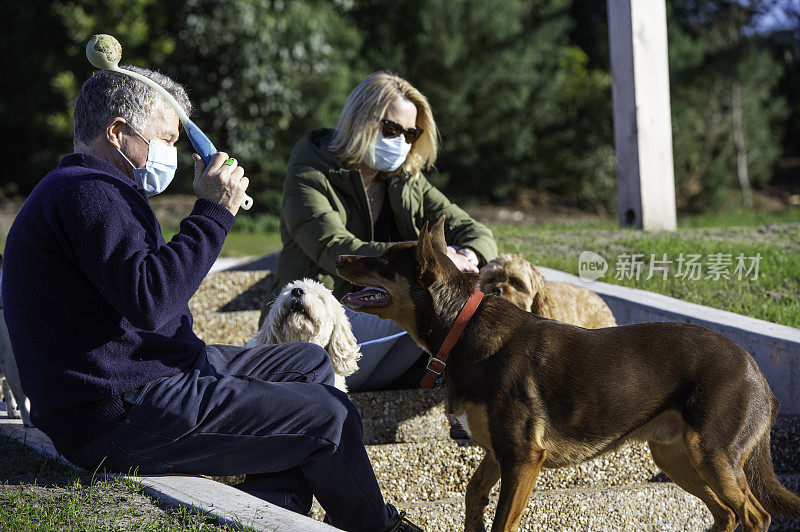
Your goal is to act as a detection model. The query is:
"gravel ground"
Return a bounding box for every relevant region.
[397,478,800,531]
[189,270,272,345]
[366,440,662,503]
[402,483,715,532]
[350,389,451,444]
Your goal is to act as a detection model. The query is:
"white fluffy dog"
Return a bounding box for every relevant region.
[0,265,32,426]
[247,279,361,392]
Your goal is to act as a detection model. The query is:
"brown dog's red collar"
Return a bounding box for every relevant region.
[420,289,484,389]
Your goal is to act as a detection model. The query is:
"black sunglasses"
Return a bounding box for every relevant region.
[379,119,424,144]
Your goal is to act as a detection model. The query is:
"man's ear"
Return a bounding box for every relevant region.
[430,216,447,254]
[105,117,128,150]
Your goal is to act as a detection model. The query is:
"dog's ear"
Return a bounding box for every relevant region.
[530,287,555,316]
[528,266,555,317]
[415,218,448,278]
[419,221,430,241]
[430,216,447,254]
[325,310,362,376]
[416,221,435,275]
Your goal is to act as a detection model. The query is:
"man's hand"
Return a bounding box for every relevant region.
[193,152,250,216]
[446,246,479,274]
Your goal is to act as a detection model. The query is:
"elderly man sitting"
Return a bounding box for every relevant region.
[1,67,421,532]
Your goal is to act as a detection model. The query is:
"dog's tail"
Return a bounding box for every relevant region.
[745,418,800,520]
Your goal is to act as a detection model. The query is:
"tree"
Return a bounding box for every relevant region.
[764,1,800,173]
[668,0,787,210]
[346,0,615,208]
[1,0,365,210]
[171,0,365,211]
[4,0,793,215]
[0,0,176,198]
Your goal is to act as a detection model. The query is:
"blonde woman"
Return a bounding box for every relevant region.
[262,71,498,391]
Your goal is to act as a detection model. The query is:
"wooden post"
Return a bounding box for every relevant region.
[607,0,677,230]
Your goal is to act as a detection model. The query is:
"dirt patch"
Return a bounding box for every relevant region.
[465,204,605,225]
[0,434,158,514]
[0,481,177,529]
[464,189,612,225]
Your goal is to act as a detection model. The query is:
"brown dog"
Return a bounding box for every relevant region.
[478,253,616,328]
[335,219,800,532]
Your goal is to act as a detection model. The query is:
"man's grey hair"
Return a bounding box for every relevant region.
[73,66,192,145]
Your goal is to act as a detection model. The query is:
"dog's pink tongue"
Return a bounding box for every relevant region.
[341,287,388,309]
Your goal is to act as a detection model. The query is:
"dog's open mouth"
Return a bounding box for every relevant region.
[288,299,307,315]
[341,286,390,309]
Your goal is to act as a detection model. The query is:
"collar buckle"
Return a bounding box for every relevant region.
[426,356,446,375]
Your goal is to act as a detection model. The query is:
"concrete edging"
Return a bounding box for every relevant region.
[0,416,338,532]
[539,266,800,416]
[209,257,255,274]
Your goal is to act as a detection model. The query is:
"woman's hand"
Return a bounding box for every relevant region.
[446,246,479,273]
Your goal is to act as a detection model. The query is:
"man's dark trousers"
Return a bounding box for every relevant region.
[65,342,395,532]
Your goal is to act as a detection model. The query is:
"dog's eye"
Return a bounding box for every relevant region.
[509,278,525,290]
[377,257,389,266]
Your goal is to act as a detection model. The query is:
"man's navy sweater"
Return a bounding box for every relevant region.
[1,153,235,453]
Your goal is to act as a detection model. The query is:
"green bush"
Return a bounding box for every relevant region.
[347,0,616,207]
[231,213,281,234]
[171,0,365,211]
[668,0,788,210]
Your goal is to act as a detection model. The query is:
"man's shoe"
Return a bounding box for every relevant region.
[386,510,424,532]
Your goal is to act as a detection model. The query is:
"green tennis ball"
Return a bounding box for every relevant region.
[86,34,122,70]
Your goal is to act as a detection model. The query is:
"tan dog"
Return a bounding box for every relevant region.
[249,278,361,392]
[479,253,616,328]
[335,219,800,532]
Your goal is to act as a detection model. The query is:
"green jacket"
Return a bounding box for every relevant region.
[261,129,498,318]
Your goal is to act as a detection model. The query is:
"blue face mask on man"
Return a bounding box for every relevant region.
[115,124,178,197]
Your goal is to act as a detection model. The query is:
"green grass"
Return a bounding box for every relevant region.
[491,222,800,328]
[0,433,246,531]
[161,224,283,258]
[678,205,800,228]
[219,230,283,258]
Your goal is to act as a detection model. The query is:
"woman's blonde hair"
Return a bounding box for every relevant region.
[330,71,439,178]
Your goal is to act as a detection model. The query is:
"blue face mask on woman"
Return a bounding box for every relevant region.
[363,133,412,173]
[115,125,178,197]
